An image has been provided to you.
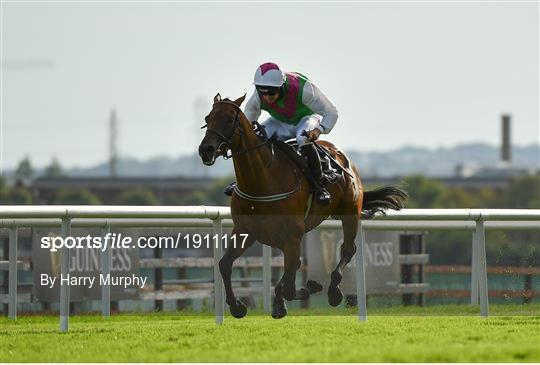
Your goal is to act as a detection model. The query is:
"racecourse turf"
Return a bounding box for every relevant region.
[1,304,539,362]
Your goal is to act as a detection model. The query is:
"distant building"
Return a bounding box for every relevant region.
[454,114,538,180]
[454,162,536,180]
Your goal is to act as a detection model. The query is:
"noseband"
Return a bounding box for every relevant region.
[201,100,273,162]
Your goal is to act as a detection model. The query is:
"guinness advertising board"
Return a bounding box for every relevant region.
[306,229,400,294]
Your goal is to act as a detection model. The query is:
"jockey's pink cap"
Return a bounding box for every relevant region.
[253,62,286,87]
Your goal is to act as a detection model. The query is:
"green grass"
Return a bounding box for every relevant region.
[1,305,539,362]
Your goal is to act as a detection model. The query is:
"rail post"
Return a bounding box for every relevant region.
[60,217,71,332]
[100,225,111,317]
[418,234,426,306]
[355,222,367,321]
[154,245,163,311]
[2,237,8,316]
[524,274,533,304]
[212,218,224,325]
[400,235,414,305]
[473,219,489,317]
[262,244,272,313]
[470,230,479,305]
[8,227,18,320]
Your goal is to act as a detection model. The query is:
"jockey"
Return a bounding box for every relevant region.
[226,62,339,205]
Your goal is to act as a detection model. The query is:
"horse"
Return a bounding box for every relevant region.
[198,93,407,319]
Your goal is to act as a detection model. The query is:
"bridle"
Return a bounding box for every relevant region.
[201,99,303,204]
[201,100,274,164]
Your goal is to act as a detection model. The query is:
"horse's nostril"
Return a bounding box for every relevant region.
[199,144,215,158]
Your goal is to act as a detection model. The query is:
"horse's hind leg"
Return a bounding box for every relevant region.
[273,259,322,313]
[305,280,323,295]
[290,260,323,300]
[328,215,359,307]
[218,229,255,318]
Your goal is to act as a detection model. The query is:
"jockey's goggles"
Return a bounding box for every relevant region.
[256,86,280,96]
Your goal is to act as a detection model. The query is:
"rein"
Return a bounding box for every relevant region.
[202,100,301,202]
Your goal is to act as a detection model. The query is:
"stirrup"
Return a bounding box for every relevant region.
[224,182,236,197]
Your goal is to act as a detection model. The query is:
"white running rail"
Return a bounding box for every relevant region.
[1,206,539,331]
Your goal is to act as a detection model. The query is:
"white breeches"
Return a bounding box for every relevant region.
[261,114,323,146]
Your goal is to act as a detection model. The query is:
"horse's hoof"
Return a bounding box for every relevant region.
[272,302,288,319]
[328,285,343,307]
[306,280,323,294]
[230,299,247,318]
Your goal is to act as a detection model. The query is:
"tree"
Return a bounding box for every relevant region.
[437,188,475,208]
[54,189,101,205]
[475,188,497,208]
[116,188,159,205]
[206,176,234,205]
[15,156,33,181]
[178,191,210,205]
[163,191,209,205]
[44,157,65,178]
[0,186,32,204]
[495,175,540,209]
[403,175,445,208]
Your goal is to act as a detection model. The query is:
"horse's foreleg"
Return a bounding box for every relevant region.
[328,215,359,307]
[281,241,302,301]
[272,239,302,319]
[272,280,287,319]
[218,230,254,318]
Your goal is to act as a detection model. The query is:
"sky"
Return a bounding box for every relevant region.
[1,1,538,170]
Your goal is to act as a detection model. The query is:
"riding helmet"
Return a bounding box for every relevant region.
[253,62,286,88]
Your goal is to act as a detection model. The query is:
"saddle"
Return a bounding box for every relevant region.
[272,138,342,186]
[251,121,342,186]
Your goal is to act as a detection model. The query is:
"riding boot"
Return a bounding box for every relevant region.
[223,181,236,196]
[300,143,331,205]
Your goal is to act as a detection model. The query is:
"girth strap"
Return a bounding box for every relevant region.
[233,177,301,202]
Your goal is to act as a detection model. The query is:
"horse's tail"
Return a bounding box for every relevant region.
[362,184,408,219]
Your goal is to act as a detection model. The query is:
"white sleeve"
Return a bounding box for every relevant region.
[243,91,261,122]
[302,81,338,134]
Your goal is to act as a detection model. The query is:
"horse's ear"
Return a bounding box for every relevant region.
[214,93,222,103]
[232,94,246,107]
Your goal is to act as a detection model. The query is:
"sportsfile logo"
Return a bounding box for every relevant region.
[41,233,131,252]
[40,233,251,252]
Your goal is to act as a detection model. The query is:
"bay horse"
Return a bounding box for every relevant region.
[198,93,407,319]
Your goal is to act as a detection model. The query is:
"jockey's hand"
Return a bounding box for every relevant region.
[305,129,321,142]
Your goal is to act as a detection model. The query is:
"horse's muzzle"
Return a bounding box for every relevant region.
[199,144,217,166]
